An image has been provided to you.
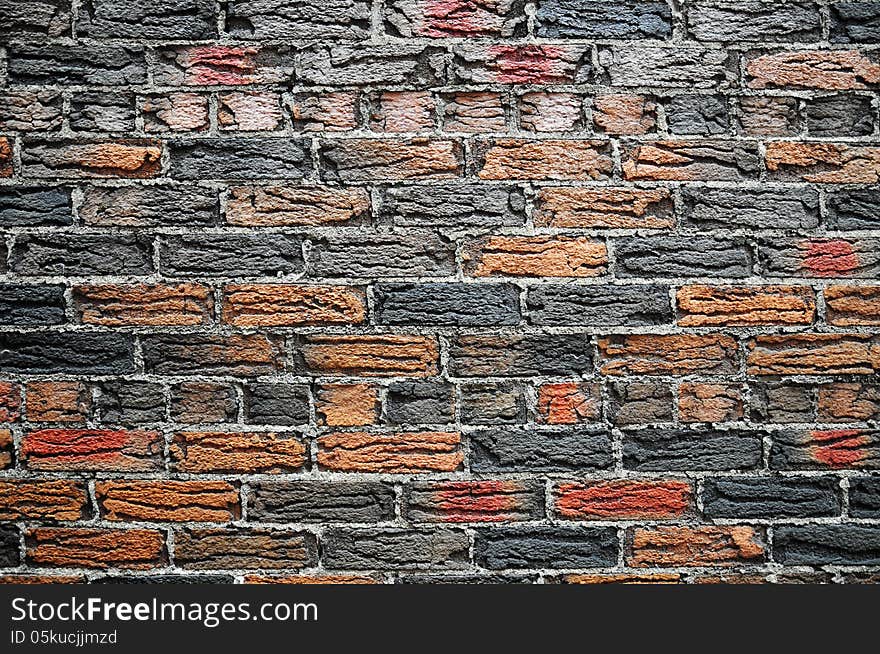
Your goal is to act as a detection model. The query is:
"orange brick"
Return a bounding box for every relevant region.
[476,139,612,180]
[536,383,601,424]
[747,334,880,376]
[315,384,380,427]
[676,285,816,326]
[317,431,463,473]
[25,382,90,423]
[747,50,880,90]
[223,284,366,327]
[96,480,239,522]
[679,383,743,423]
[766,142,880,183]
[298,335,439,377]
[598,334,739,376]
[628,526,765,567]
[825,286,880,326]
[0,382,21,422]
[226,186,370,226]
[26,528,166,569]
[0,480,88,520]
[462,236,607,277]
[74,283,213,326]
[592,94,656,135]
[534,187,674,229]
[170,431,306,473]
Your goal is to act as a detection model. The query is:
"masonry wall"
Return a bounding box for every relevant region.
[0,0,879,584]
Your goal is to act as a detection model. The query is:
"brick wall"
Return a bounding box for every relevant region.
[0,0,879,584]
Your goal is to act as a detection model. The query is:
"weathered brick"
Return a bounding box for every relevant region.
[153,46,294,86]
[0,91,62,132]
[628,526,765,567]
[470,427,612,472]
[78,0,216,37]
[26,528,166,569]
[746,50,880,90]
[385,381,454,425]
[0,187,72,227]
[290,92,360,132]
[818,382,880,422]
[608,382,673,426]
[536,383,601,424]
[676,285,816,326]
[623,428,763,471]
[96,481,239,522]
[244,574,379,584]
[442,92,506,133]
[615,236,752,278]
[599,46,737,88]
[375,283,520,325]
[22,428,162,472]
[774,525,880,565]
[555,480,691,520]
[0,431,13,470]
[377,183,524,228]
[0,480,88,520]
[825,286,880,326]
[535,0,671,39]
[737,96,801,136]
[80,185,217,226]
[12,233,152,276]
[25,382,89,423]
[169,138,311,180]
[170,431,306,473]
[449,334,592,377]
[475,139,612,180]
[528,284,671,326]
[315,384,379,427]
[21,139,162,178]
[757,237,879,278]
[247,481,394,523]
[460,383,526,425]
[384,0,525,37]
[830,2,880,43]
[452,44,590,84]
[475,526,618,569]
[243,383,309,426]
[69,92,135,133]
[404,480,543,523]
[805,94,874,136]
[0,284,65,325]
[226,186,369,226]
[8,45,146,85]
[0,526,18,567]
[323,528,469,570]
[622,140,760,181]
[297,334,439,377]
[174,528,316,569]
[320,139,462,181]
[0,139,11,178]
[750,382,816,424]
[702,476,840,519]
[0,333,134,374]
[223,284,365,327]
[598,334,738,376]
[0,0,71,36]
[74,284,213,326]
[665,95,729,135]
[681,187,819,230]
[170,382,237,424]
[370,91,435,133]
[142,93,209,133]
[765,142,880,183]
[686,1,821,42]
[535,187,673,229]
[300,44,446,86]
[160,234,303,277]
[317,431,463,473]
[770,429,880,470]
[747,334,880,376]
[826,189,880,230]
[678,383,743,423]
[592,94,657,135]
[310,232,455,278]
[219,92,284,132]
[0,383,21,422]
[556,573,681,584]
[226,0,370,39]
[463,236,607,277]
[518,92,584,133]
[850,477,880,518]
[93,381,165,425]
[142,334,285,376]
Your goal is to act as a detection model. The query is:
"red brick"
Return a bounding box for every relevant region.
[676,285,816,326]
[536,383,601,424]
[628,526,765,567]
[96,480,239,522]
[155,46,292,86]
[405,480,543,522]
[0,480,89,520]
[298,335,439,377]
[222,284,366,327]
[74,283,213,326]
[462,236,607,277]
[476,138,612,180]
[170,431,306,474]
[21,429,162,472]
[317,431,463,473]
[555,480,692,520]
[534,187,674,229]
[26,528,166,569]
[0,430,11,470]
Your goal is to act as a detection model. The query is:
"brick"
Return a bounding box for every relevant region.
[555,479,691,520]
[826,189,880,230]
[0,480,88,520]
[598,334,738,376]
[850,477,880,518]
[737,96,800,136]
[535,187,673,229]
[770,429,880,470]
[0,333,134,374]
[747,334,880,376]
[80,185,217,227]
[323,528,469,570]
[310,232,455,278]
[174,528,317,570]
[0,431,12,470]
[96,481,239,522]
[170,431,306,473]
[535,0,671,39]
[470,427,612,473]
[475,139,612,180]
[169,138,311,180]
[746,50,880,90]
[297,335,439,377]
[825,286,880,326]
[153,46,294,86]
[765,142,880,183]
[142,334,285,376]
[243,383,309,426]
[219,92,284,132]
[608,382,673,426]
[246,481,394,523]
[676,285,816,327]
[622,140,760,181]
[599,46,737,89]
[678,383,743,423]
[315,384,379,427]
[460,383,526,425]
[90,574,232,584]
[702,476,840,519]
[375,283,520,325]
[22,428,162,472]
[370,91,435,132]
[26,528,165,569]
[93,382,165,425]
[750,382,816,424]
[142,93,209,133]
[757,237,879,278]
[385,381,454,425]
[377,183,524,228]
[0,284,65,325]
[557,573,681,584]
[8,45,146,85]
[0,91,62,132]
[320,139,462,181]
[21,139,162,178]
[384,0,525,37]
[449,334,592,377]
[681,187,819,230]
[226,186,369,227]
[0,526,19,567]
[774,525,880,565]
[528,284,671,327]
[300,44,446,86]
[628,526,765,567]
[475,526,618,569]
[0,187,72,227]
[686,1,821,42]
[830,2,880,43]
[69,92,135,133]
[0,139,10,178]
[615,236,752,278]
[25,382,89,423]
[170,382,237,424]
[805,94,874,137]
[519,92,584,133]
[0,575,85,584]
[665,95,729,135]
[12,233,152,276]
[442,92,506,133]
[592,94,657,135]
[463,236,606,277]
[223,284,365,327]
[160,234,303,277]
[290,92,360,132]
[226,0,370,39]
[78,0,215,37]
[452,44,590,84]
[404,480,543,523]
[74,284,213,326]
[623,428,763,471]
[317,431,463,473]
[244,574,379,584]
[818,382,880,422]
[0,0,71,36]
[536,383,601,425]
[0,383,21,422]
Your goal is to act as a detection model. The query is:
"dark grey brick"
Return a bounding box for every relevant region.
[474,526,618,569]
[0,526,20,567]
[322,528,470,569]
[385,381,454,425]
[0,0,71,37]
[226,0,370,39]
[749,382,816,424]
[599,46,738,89]
[826,189,880,230]
[11,234,153,276]
[623,428,763,471]
[94,381,165,425]
[0,332,134,374]
[69,92,136,133]
[527,284,672,326]
[449,334,592,377]
[300,45,447,86]
[0,91,63,132]
[310,233,456,278]
[703,476,841,518]
[681,187,819,230]
[0,188,72,227]
[375,283,521,326]
[774,525,880,565]
[384,0,526,37]
[805,94,875,136]
[376,183,526,229]
[460,383,526,425]
[92,575,234,584]
[168,139,312,180]
[850,477,880,518]
[608,382,673,426]
[686,1,822,42]
[160,234,303,277]
[79,185,218,227]
[243,383,310,426]
[535,0,671,39]
[7,45,147,85]
[78,0,217,38]
[756,238,880,278]
[664,95,730,135]
[170,382,238,424]
[0,285,66,325]
[398,573,536,584]
[830,2,880,43]
[470,427,613,472]
[770,430,880,471]
[614,236,752,278]
[246,481,395,523]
